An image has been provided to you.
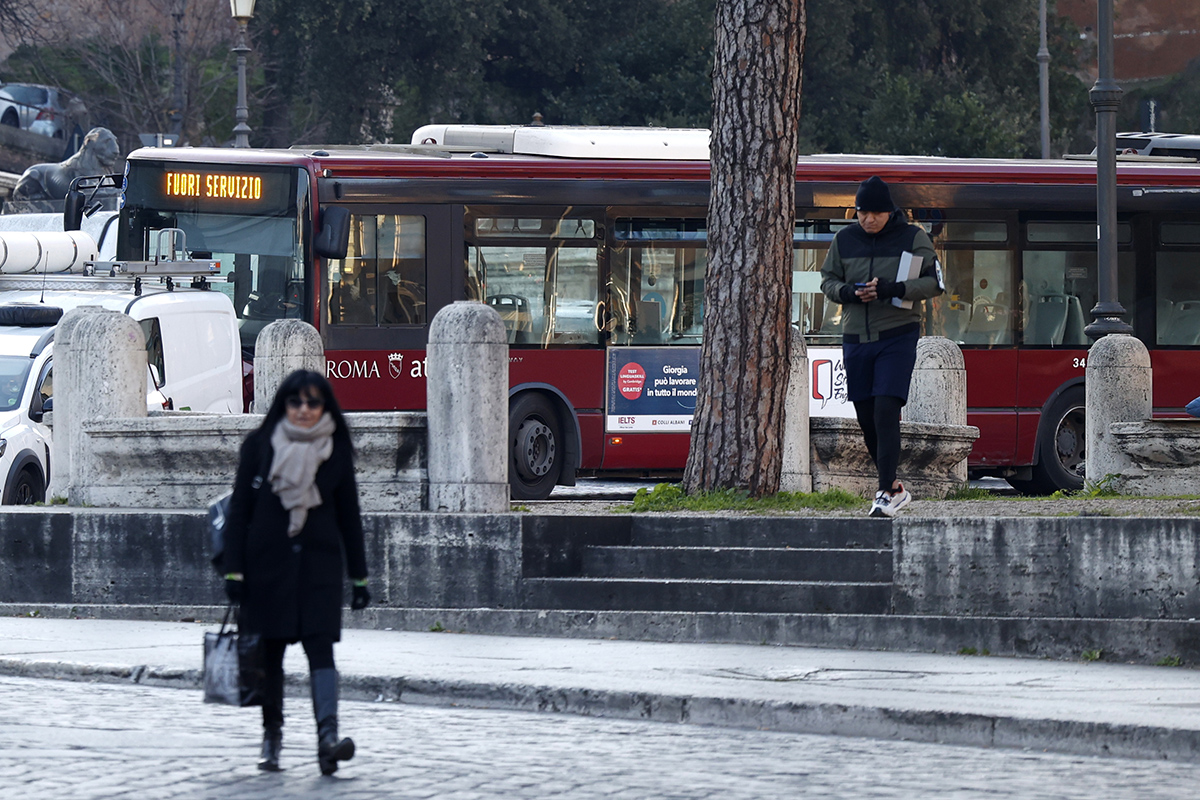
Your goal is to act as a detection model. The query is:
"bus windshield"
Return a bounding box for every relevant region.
[119,161,307,350]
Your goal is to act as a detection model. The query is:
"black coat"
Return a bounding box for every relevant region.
[224,424,368,642]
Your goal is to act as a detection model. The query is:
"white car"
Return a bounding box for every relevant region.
[0,289,243,504]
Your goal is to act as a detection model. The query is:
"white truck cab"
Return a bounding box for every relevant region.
[0,228,243,504]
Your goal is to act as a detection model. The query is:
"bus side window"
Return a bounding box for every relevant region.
[610,218,706,346]
[1023,220,1135,347]
[328,214,427,327]
[1156,223,1200,346]
[924,219,1013,347]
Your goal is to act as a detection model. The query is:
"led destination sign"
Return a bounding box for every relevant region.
[123,161,296,214]
[165,171,263,201]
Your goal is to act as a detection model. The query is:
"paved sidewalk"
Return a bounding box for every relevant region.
[1,616,1198,761]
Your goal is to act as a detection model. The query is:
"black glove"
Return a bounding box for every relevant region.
[224,578,243,604]
[838,284,863,304]
[351,583,371,611]
[874,277,906,299]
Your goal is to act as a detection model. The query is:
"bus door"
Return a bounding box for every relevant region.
[603,217,706,469]
[919,214,1020,471]
[1013,217,1136,489]
[321,205,455,410]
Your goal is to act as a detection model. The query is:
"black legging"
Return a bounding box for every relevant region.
[853,395,904,493]
[261,635,336,727]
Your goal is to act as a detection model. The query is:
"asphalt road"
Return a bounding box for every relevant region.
[2,675,1198,799]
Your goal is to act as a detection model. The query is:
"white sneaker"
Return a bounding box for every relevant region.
[869,484,912,518]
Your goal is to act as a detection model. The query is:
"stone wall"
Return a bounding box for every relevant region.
[0,509,522,609]
[893,516,1200,618]
[74,411,426,512]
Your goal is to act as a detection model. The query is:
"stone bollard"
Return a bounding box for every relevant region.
[905,337,968,427]
[49,306,147,504]
[426,301,508,512]
[903,336,971,490]
[780,326,812,493]
[253,320,325,413]
[1086,333,1151,489]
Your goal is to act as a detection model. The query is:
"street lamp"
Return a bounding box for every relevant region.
[1084,0,1133,338]
[230,0,256,149]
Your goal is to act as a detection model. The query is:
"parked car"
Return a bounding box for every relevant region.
[0,83,77,139]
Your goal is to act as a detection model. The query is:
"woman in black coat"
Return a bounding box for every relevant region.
[223,369,370,775]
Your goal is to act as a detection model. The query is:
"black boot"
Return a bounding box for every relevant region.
[311,668,355,775]
[258,724,283,771]
[258,668,285,771]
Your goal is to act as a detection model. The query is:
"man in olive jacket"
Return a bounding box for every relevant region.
[820,175,943,517]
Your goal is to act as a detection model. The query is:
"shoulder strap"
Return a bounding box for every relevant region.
[251,442,273,490]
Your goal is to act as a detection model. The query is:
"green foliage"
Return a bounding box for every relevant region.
[429,621,446,633]
[1,0,1094,155]
[1049,475,1123,500]
[1157,655,1184,667]
[956,646,991,656]
[626,483,866,513]
[1081,648,1103,662]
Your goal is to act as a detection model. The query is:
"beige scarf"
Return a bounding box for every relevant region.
[269,413,336,536]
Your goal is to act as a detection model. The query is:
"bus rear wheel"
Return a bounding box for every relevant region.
[508,393,562,501]
[1010,387,1086,495]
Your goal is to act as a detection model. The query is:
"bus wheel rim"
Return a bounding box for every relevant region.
[516,420,555,480]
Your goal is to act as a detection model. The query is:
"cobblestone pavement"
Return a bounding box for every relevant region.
[2,676,1200,799]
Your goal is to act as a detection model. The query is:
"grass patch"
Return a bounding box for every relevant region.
[956,646,991,656]
[1050,474,1123,500]
[1081,648,1103,662]
[1157,655,1184,667]
[625,483,867,514]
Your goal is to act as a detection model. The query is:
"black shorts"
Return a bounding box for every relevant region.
[842,324,919,403]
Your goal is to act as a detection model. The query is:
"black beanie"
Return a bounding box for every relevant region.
[855,176,894,213]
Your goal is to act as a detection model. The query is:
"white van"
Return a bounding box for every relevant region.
[0,288,242,504]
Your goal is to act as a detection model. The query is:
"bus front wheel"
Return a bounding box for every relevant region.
[508,392,562,501]
[1010,387,1086,495]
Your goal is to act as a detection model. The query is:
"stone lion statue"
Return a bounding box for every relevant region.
[12,127,121,201]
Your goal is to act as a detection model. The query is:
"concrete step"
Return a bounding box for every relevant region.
[580,546,892,583]
[523,577,892,614]
[631,517,890,549]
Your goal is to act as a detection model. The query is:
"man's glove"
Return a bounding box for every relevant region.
[224,578,243,603]
[838,285,863,304]
[874,277,905,299]
[351,583,371,611]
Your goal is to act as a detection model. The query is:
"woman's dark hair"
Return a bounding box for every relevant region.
[259,369,352,451]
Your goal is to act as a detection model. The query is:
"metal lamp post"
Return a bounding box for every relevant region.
[1084,0,1133,338]
[230,0,256,149]
[1038,0,1050,159]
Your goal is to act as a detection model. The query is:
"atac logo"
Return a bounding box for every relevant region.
[388,352,404,379]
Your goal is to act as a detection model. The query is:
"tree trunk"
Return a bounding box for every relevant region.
[683,0,805,496]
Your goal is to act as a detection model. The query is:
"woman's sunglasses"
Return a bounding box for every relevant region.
[286,395,325,410]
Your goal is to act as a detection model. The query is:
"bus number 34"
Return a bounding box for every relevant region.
[1073,357,1086,369]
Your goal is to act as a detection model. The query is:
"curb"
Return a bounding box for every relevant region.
[1,654,1198,762]
[5,603,1199,666]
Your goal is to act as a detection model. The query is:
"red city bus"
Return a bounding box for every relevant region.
[113,126,1200,498]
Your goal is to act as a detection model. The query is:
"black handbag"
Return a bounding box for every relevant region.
[208,450,271,575]
[203,603,266,707]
